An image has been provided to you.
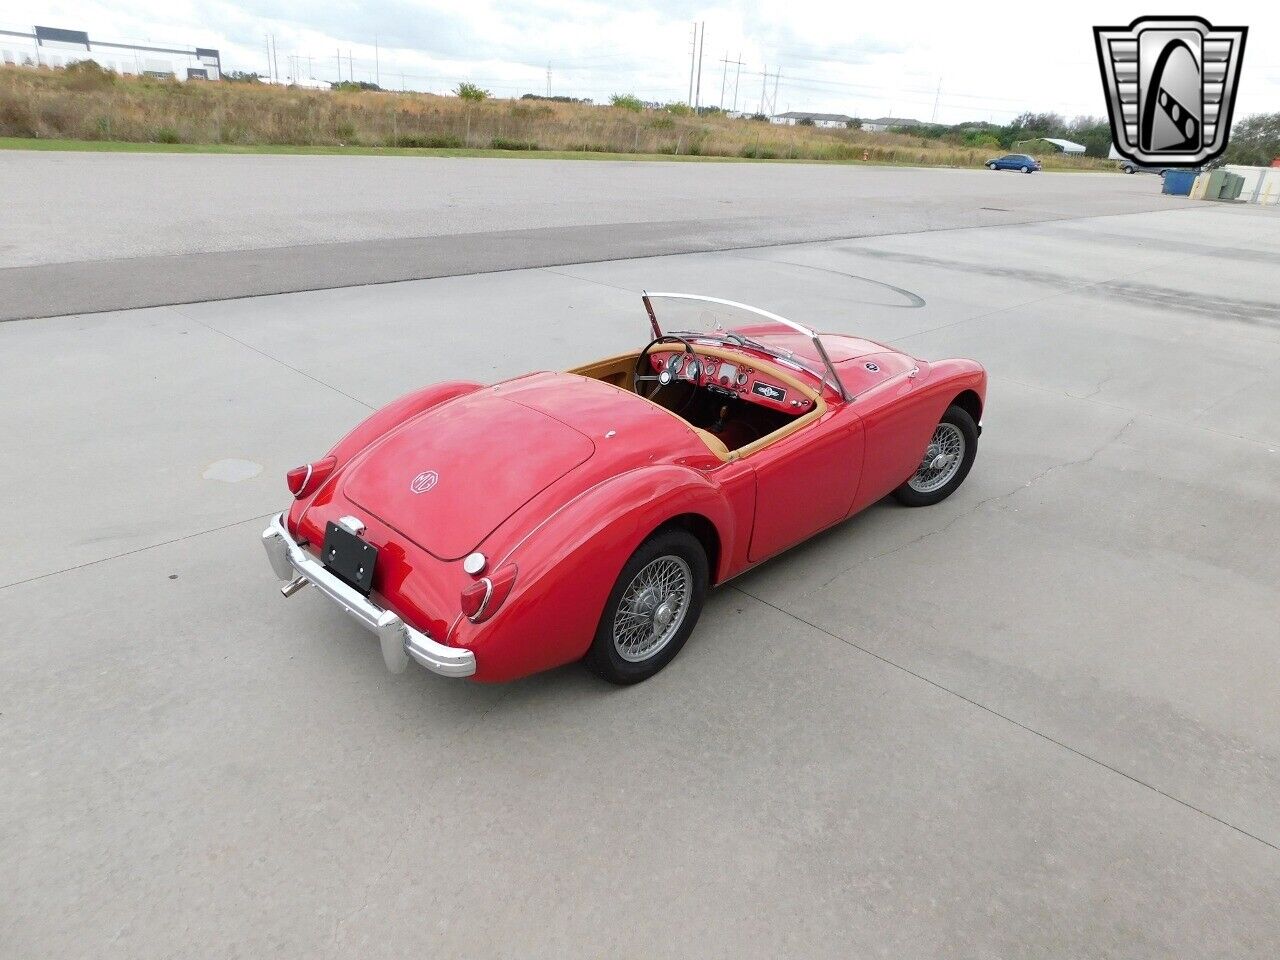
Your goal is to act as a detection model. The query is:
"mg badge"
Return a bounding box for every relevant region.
[410,470,439,494]
[1094,16,1247,167]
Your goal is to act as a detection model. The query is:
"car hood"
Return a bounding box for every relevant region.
[341,389,595,561]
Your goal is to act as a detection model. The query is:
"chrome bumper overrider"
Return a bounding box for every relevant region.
[261,513,476,678]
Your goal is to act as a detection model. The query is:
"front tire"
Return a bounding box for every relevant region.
[1123,164,1135,174]
[585,528,708,684]
[1021,165,1031,173]
[987,162,997,170]
[892,405,979,507]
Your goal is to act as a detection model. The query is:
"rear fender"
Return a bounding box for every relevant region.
[328,381,484,465]
[454,465,736,682]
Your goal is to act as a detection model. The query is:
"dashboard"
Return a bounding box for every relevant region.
[649,351,815,415]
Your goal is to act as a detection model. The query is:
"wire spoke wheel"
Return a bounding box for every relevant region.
[908,422,965,494]
[613,555,693,662]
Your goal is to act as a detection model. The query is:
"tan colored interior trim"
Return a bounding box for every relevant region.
[564,352,637,390]
[567,346,828,463]
[692,428,731,461]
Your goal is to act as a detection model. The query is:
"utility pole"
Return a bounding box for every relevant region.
[375,37,381,88]
[687,22,697,106]
[931,77,942,123]
[348,49,354,82]
[719,51,729,110]
[336,48,342,83]
[694,22,705,112]
[271,34,279,84]
[759,65,768,115]
[772,68,781,117]
[732,51,743,112]
[265,35,272,80]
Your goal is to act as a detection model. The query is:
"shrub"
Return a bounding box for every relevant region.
[455,82,489,101]
[610,94,644,112]
[393,134,464,148]
[63,59,116,91]
[663,102,692,116]
[155,126,180,143]
[490,136,537,150]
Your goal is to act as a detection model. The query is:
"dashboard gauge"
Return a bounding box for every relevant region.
[685,359,702,381]
[736,369,748,386]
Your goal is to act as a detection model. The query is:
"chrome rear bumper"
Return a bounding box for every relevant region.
[261,513,476,678]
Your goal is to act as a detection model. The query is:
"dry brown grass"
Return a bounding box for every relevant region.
[0,64,1113,170]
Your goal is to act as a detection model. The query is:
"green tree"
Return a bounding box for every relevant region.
[610,93,644,112]
[1226,113,1280,166]
[455,82,490,101]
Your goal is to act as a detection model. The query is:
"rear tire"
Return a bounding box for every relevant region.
[1021,165,1031,173]
[892,405,979,507]
[585,528,708,685]
[1123,164,1135,174]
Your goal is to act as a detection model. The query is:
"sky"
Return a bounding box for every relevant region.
[8,1,1278,124]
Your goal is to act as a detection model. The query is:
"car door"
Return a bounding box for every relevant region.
[746,407,864,562]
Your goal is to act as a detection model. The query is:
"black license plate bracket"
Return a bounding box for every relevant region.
[321,522,377,594]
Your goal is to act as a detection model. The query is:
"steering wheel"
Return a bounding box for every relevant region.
[634,335,696,399]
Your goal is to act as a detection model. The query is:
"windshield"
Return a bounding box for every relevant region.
[641,292,850,400]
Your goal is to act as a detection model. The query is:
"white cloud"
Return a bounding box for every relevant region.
[14,1,1279,122]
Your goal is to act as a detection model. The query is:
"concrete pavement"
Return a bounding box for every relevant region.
[1,162,1278,958]
[0,153,1193,320]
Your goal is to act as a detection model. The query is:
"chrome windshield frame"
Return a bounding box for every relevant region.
[641,291,851,401]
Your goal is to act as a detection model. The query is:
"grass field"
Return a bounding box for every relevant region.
[0,63,1115,171]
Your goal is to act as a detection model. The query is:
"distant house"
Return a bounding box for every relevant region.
[771,111,853,129]
[863,117,924,133]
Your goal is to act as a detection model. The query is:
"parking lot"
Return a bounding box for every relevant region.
[3,155,1279,958]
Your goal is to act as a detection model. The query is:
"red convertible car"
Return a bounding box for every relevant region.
[263,293,986,684]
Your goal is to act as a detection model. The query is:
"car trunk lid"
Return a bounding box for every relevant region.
[341,390,595,560]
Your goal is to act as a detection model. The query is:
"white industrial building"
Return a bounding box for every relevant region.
[0,25,221,80]
[771,111,854,128]
[862,117,924,133]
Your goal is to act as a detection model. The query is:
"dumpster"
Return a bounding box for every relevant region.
[1220,172,1245,200]
[1163,169,1196,195]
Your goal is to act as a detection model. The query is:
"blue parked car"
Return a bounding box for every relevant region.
[986,154,1041,173]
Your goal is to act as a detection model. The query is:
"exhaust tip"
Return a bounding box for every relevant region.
[281,576,310,598]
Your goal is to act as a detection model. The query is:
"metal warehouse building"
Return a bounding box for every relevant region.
[0,25,221,80]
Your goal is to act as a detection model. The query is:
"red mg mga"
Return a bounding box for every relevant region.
[263,293,986,684]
